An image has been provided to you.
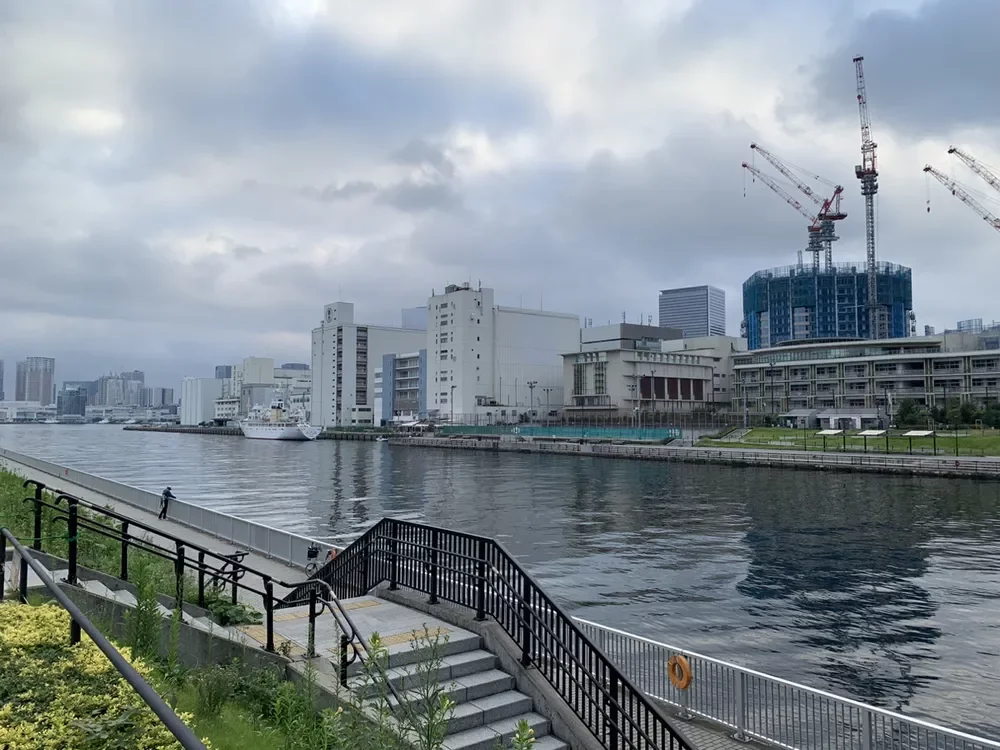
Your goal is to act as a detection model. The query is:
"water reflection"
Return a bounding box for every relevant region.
[3,425,1000,732]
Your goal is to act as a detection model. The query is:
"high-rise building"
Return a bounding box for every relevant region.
[742,263,913,350]
[659,286,726,338]
[180,377,222,425]
[426,282,579,421]
[215,365,233,380]
[311,302,427,427]
[96,371,145,406]
[56,387,87,417]
[15,357,55,405]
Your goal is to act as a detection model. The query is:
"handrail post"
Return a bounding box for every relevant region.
[66,499,79,586]
[31,482,44,551]
[120,522,130,581]
[607,666,620,749]
[519,572,531,666]
[428,528,439,605]
[18,551,28,603]
[197,551,206,607]
[735,670,747,741]
[389,521,399,590]
[475,538,487,621]
[264,578,275,652]
[174,544,185,614]
[307,587,318,658]
[339,634,349,687]
[0,533,6,600]
[862,709,873,750]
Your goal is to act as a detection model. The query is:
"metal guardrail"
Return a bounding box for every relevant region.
[0,528,207,749]
[0,448,338,566]
[574,618,1000,750]
[394,437,1000,478]
[289,517,696,750]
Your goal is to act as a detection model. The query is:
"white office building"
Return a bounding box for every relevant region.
[563,324,719,417]
[311,302,427,427]
[180,377,223,426]
[427,282,579,423]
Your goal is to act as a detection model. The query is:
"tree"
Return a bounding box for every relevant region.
[896,399,928,427]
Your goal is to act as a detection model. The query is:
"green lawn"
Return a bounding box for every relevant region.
[700,426,1000,457]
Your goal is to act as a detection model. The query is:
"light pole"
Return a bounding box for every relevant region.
[527,381,537,422]
[542,387,553,425]
[768,361,776,417]
[627,384,636,428]
[450,384,456,424]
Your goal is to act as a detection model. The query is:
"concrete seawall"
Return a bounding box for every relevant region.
[392,435,1000,480]
[122,425,387,441]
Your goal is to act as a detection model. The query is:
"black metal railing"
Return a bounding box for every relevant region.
[284,518,695,750]
[0,527,207,749]
[17,479,381,691]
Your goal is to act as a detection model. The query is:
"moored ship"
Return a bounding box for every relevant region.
[239,394,320,441]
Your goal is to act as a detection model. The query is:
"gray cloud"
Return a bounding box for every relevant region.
[300,181,379,202]
[799,0,1000,136]
[376,179,463,213]
[392,139,456,178]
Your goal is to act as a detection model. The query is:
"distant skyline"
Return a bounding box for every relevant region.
[2,2,999,384]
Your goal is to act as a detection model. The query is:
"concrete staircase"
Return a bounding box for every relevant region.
[11,558,568,750]
[341,616,567,750]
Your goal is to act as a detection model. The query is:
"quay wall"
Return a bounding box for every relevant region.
[392,436,1000,480]
[122,425,386,440]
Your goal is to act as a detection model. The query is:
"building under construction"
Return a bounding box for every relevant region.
[742,261,913,350]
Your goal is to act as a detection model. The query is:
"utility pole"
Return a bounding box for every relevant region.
[853,56,880,339]
[527,381,537,421]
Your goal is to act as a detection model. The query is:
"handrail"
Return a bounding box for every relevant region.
[0,528,206,749]
[574,617,1000,749]
[289,518,696,750]
[20,482,384,689]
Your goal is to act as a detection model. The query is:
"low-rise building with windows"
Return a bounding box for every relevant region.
[732,332,1000,424]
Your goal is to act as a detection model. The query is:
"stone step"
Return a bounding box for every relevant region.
[352,650,498,694]
[442,712,554,750]
[345,626,483,676]
[79,578,112,598]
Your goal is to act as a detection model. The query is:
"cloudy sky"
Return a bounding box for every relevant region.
[2,0,999,391]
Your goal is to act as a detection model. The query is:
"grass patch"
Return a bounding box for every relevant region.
[697,426,1000,456]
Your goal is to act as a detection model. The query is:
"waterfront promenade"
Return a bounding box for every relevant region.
[393,435,1000,479]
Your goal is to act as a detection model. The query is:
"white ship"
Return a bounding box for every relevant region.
[239,394,320,441]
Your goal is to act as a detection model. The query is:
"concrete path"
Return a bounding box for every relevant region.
[0,456,306,605]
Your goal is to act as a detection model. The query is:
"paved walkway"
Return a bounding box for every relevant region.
[0,457,305,604]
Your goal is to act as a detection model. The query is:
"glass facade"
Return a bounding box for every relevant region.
[742,262,913,350]
[659,286,726,337]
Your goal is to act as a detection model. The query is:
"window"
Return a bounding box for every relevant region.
[573,363,587,395]
[594,361,607,395]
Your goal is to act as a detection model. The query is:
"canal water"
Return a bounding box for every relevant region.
[3,424,1000,735]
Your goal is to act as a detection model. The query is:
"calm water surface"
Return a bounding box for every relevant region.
[3,424,1000,735]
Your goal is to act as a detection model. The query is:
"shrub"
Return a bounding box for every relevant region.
[0,601,205,749]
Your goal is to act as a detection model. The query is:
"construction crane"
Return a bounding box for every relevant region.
[924,164,1000,233]
[750,142,847,268]
[853,55,880,340]
[948,146,1000,195]
[742,161,826,269]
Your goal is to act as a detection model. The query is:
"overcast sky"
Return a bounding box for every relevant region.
[2,0,999,392]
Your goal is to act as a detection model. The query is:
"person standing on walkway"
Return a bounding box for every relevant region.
[159,486,175,520]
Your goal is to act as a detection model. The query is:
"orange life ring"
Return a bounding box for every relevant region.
[668,654,693,690]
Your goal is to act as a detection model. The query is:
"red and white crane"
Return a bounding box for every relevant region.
[749,142,847,269]
[924,164,1000,233]
[742,160,826,269]
[853,55,880,340]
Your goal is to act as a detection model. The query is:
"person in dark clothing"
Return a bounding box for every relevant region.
[159,486,175,520]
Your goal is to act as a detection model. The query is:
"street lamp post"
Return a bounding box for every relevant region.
[627,384,636,428]
[768,361,776,417]
[527,381,537,422]
[542,387,553,425]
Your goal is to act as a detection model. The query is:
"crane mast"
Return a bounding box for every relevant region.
[924,165,1000,233]
[854,55,880,339]
[948,146,1000,195]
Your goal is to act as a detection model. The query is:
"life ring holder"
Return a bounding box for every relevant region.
[667,654,693,690]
